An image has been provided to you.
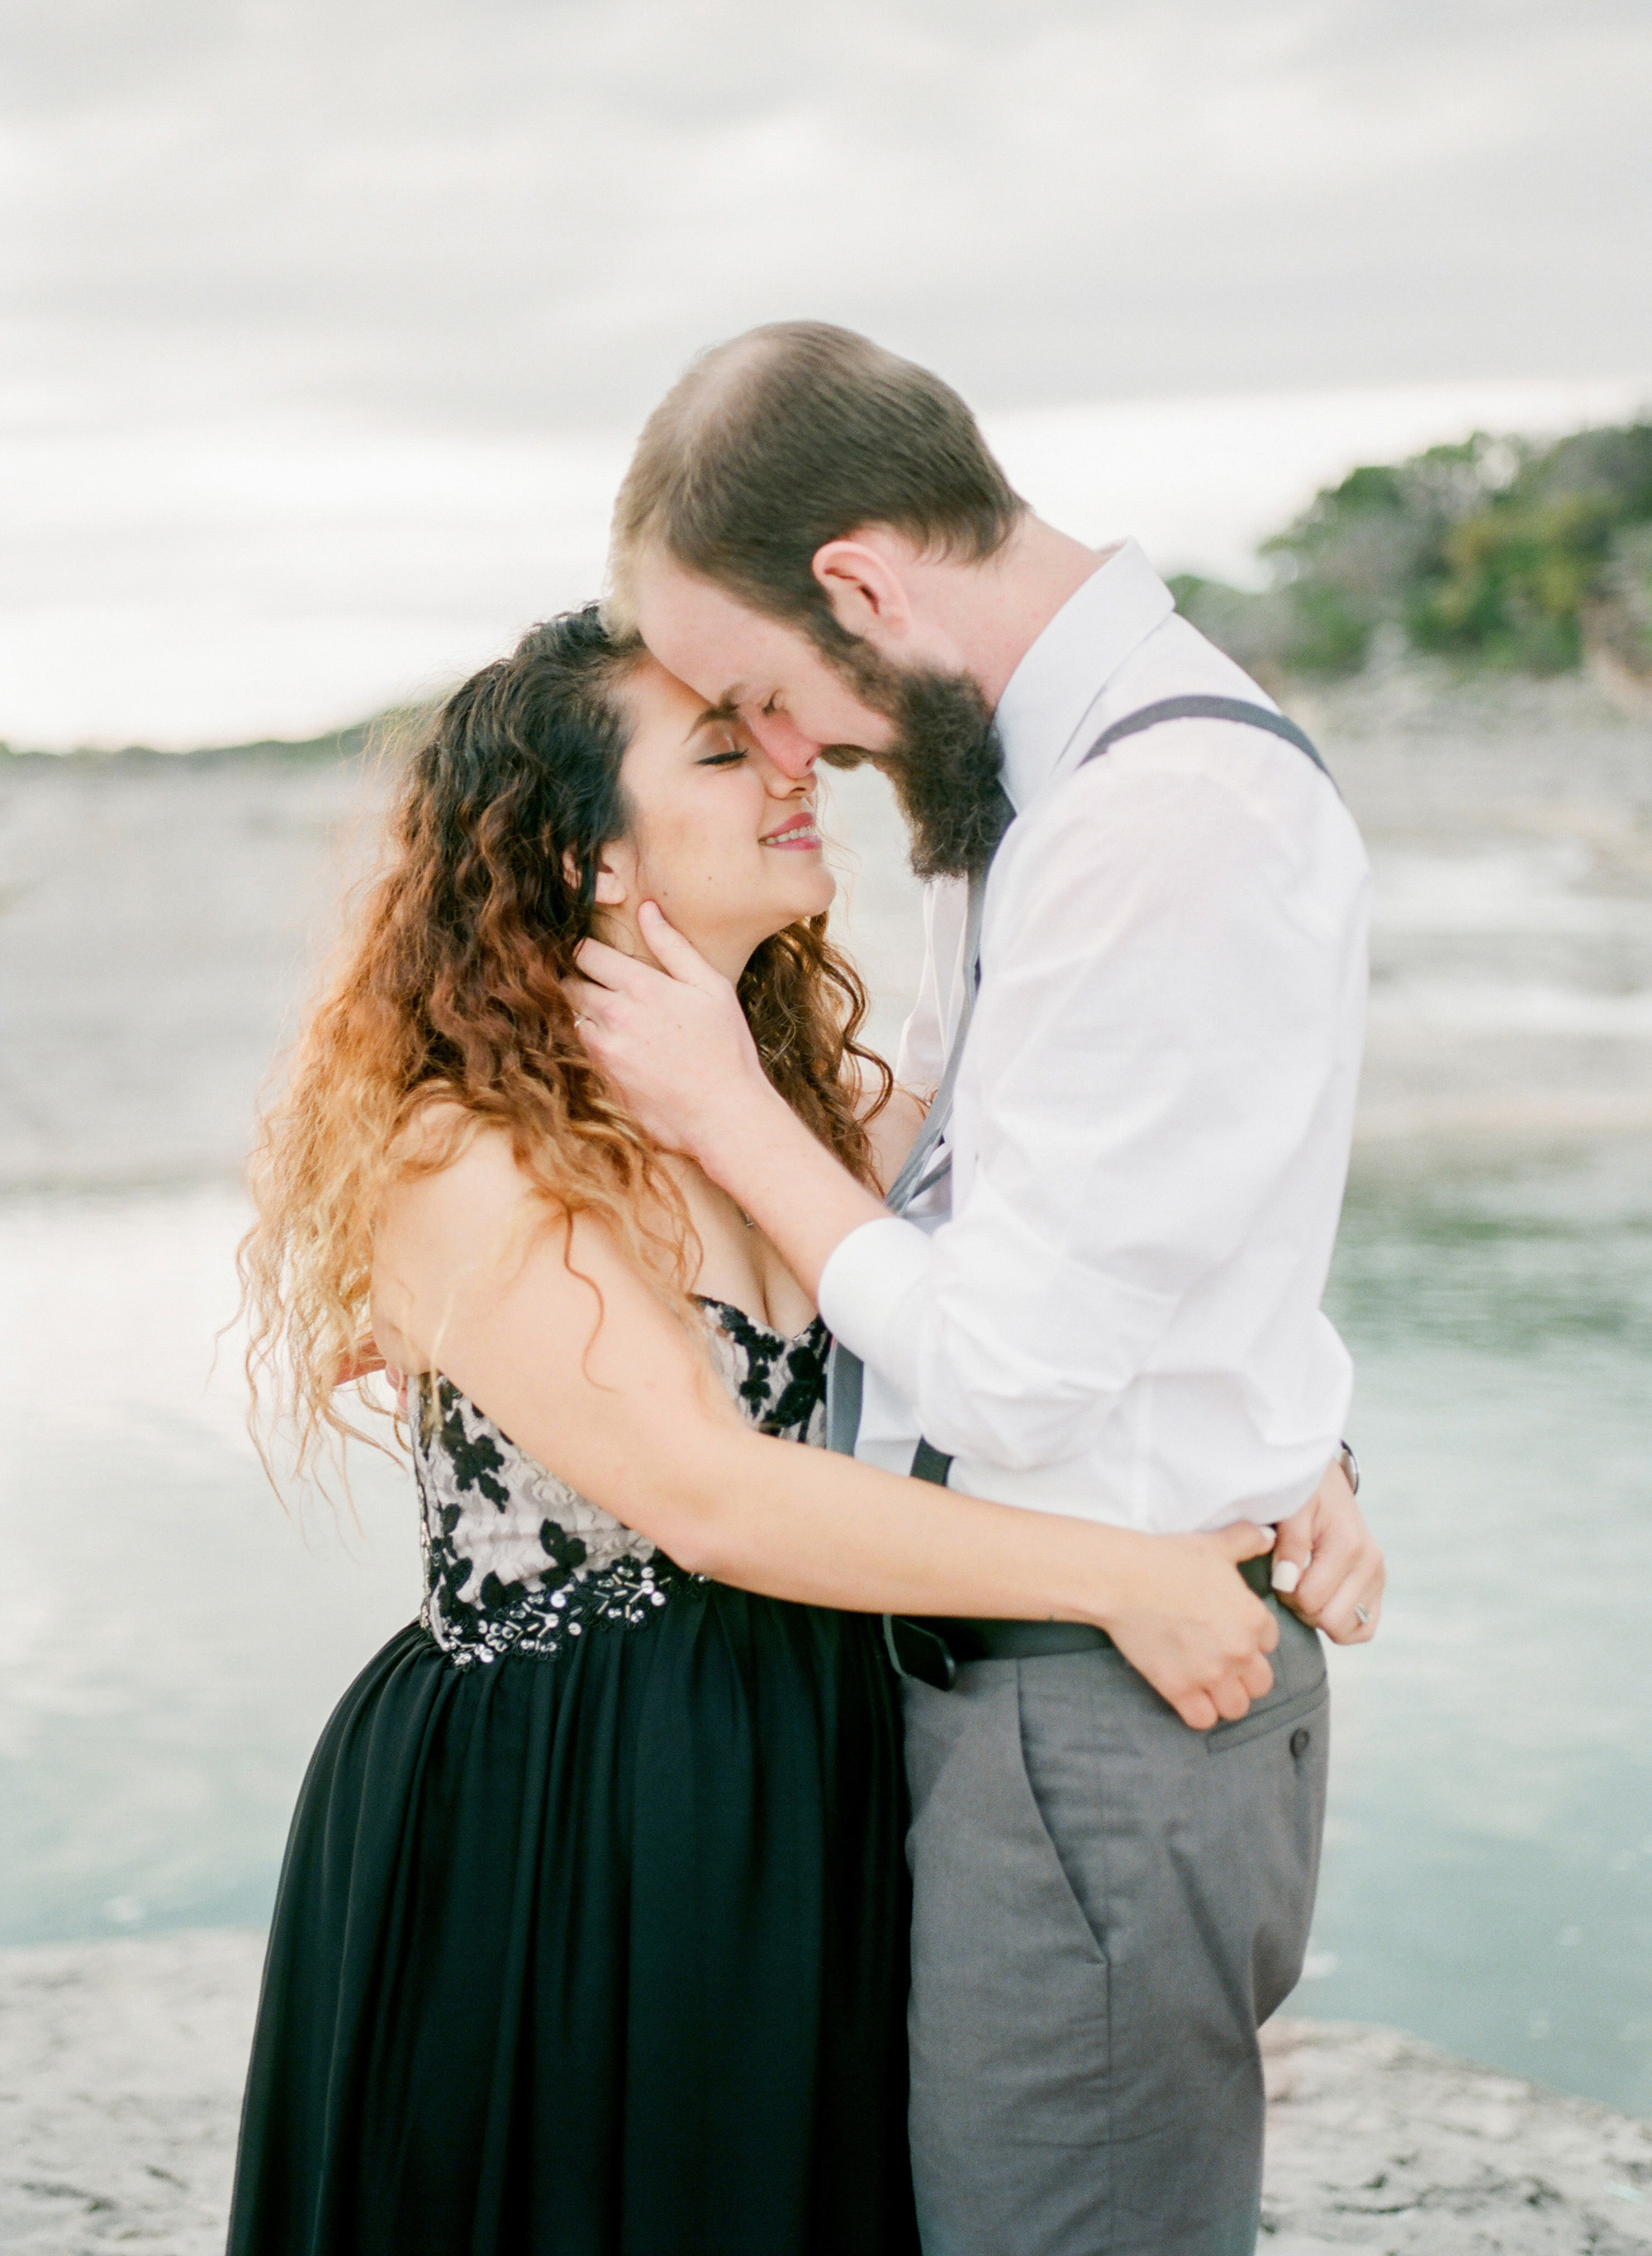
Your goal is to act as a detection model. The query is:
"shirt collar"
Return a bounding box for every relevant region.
[993,539,1176,814]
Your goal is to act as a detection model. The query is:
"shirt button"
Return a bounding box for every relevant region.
[1289,1727,1312,1759]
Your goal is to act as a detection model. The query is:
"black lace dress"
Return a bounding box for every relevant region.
[227,1303,917,2256]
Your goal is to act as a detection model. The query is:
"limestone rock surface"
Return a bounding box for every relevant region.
[3,1934,1651,2252]
[1263,2017,1652,2252]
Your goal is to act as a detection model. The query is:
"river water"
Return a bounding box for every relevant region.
[2,677,1650,2115]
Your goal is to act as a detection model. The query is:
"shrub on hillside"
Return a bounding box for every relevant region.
[1175,420,1652,682]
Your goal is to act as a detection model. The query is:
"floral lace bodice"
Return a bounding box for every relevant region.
[410,1299,828,1669]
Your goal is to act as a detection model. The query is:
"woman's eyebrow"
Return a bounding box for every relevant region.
[687,700,742,741]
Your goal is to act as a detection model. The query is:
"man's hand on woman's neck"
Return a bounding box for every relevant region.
[591,905,756,991]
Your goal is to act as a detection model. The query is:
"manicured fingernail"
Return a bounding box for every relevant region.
[1271,1558,1302,1594]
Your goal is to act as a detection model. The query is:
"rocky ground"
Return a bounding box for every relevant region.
[2,1931,1649,2255]
[1261,2019,1652,2252]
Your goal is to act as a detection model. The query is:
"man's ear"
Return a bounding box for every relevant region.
[811,536,914,648]
[563,843,632,908]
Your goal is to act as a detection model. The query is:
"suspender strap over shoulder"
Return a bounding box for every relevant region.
[1075,692,1338,791]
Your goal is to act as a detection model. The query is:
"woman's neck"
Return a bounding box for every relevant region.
[592,910,755,987]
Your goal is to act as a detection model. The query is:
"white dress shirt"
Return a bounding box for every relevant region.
[818,540,1371,1533]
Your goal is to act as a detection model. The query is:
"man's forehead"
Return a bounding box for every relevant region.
[637,560,789,698]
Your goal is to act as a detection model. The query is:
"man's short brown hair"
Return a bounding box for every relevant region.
[607,322,1024,649]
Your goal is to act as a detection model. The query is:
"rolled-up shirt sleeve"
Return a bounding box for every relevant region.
[820,748,1366,1476]
[816,1215,933,1404]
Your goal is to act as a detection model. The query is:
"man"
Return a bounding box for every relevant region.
[572,322,1384,2254]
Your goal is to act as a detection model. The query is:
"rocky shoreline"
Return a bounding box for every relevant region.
[2,1931,1648,2254]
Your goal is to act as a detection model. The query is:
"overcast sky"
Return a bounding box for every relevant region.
[4,0,1650,743]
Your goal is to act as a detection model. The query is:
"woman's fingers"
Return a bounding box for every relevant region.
[1105,1530,1280,1731]
[335,1336,385,1387]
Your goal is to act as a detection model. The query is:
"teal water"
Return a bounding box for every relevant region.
[1307,1136,1652,2115]
[2,1143,1649,2113]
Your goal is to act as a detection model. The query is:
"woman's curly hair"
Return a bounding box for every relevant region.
[241,603,890,1476]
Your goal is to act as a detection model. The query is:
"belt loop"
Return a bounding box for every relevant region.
[882,1615,957,1692]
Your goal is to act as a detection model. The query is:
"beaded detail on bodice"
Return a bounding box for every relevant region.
[410,1300,828,1669]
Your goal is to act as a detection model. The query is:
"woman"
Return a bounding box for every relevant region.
[230,605,1275,2256]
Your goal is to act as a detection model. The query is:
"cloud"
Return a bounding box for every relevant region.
[4,0,1649,436]
[2,0,1648,742]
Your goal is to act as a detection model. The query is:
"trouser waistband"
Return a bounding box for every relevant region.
[885,1548,1275,1689]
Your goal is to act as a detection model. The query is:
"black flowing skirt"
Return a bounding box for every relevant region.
[227,1586,918,2256]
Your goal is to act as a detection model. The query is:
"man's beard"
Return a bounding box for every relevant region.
[821,650,1011,883]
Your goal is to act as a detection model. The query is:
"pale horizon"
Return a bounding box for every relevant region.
[7,373,1645,753]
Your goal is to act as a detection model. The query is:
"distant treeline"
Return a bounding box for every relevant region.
[0,719,380,764]
[1174,420,1652,686]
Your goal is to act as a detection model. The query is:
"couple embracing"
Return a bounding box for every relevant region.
[230,323,1382,2256]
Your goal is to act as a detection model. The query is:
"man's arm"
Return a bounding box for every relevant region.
[571,886,1382,1644]
[577,763,1347,1456]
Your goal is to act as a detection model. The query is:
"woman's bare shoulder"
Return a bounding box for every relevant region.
[857,1076,929,1197]
[377,1108,542,1265]
[373,1111,580,1370]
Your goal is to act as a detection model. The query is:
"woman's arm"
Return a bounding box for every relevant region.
[372,1130,1279,1731]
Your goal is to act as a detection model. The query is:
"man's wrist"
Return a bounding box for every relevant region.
[684,1073,798,1194]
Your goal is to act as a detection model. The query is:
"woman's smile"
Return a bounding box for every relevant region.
[760,810,823,853]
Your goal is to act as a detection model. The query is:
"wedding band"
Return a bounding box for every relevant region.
[1354,1603,1370,1627]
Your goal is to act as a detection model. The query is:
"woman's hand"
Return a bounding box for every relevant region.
[335,1335,385,1386]
[1270,1459,1384,1643]
[334,1335,407,1414]
[1102,1522,1280,1731]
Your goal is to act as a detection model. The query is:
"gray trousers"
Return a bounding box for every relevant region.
[902,1603,1328,2256]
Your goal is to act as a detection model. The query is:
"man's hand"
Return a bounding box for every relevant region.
[1270,1458,1384,1643]
[1105,1522,1280,1731]
[570,903,770,1157]
[571,903,888,1296]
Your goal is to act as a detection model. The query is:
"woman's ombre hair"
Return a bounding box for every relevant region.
[241,603,890,1476]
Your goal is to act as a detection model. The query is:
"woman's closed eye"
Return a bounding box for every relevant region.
[696,746,748,770]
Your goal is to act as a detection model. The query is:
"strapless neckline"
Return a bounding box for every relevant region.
[694,1293,825,1348]
[410,1292,829,1671]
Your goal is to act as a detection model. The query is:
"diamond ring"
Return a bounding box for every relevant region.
[1354,1603,1370,1627]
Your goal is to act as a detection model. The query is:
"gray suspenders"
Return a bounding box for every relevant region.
[824,694,1337,1482]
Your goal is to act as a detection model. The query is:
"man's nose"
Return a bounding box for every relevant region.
[748,709,820,781]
